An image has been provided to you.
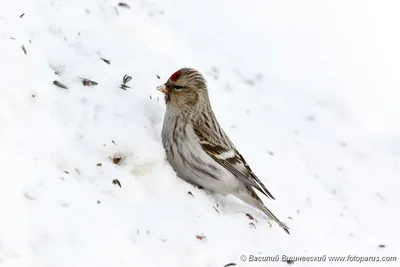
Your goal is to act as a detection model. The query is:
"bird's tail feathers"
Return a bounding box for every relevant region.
[233,188,290,234]
[259,204,290,234]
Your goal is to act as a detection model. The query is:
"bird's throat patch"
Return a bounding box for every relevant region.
[164,92,170,103]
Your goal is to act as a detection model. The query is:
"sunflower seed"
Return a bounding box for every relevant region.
[53,80,68,89]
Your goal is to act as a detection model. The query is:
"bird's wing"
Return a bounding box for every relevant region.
[193,125,275,200]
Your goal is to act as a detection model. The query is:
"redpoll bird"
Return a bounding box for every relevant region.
[158,68,290,234]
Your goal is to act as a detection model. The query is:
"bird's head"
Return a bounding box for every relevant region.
[157,68,209,110]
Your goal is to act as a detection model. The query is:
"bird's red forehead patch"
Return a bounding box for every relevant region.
[169,70,182,82]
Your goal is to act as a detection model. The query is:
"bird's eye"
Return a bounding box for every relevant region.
[174,85,184,90]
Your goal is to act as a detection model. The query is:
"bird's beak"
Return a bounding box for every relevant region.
[157,84,169,94]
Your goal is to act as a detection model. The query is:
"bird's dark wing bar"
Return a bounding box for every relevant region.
[194,127,275,200]
[235,152,275,200]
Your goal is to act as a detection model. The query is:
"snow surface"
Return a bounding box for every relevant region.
[1,0,400,266]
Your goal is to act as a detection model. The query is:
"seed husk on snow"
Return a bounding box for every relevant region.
[81,78,98,86]
[53,80,68,89]
[118,2,130,8]
[112,156,122,165]
[120,84,131,90]
[123,74,132,84]
[112,179,122,188]
[196,235,206,241]
[100,57,111,64]
[120,74,132,90]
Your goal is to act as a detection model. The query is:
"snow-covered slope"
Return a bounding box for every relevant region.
[1,0,399,266]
